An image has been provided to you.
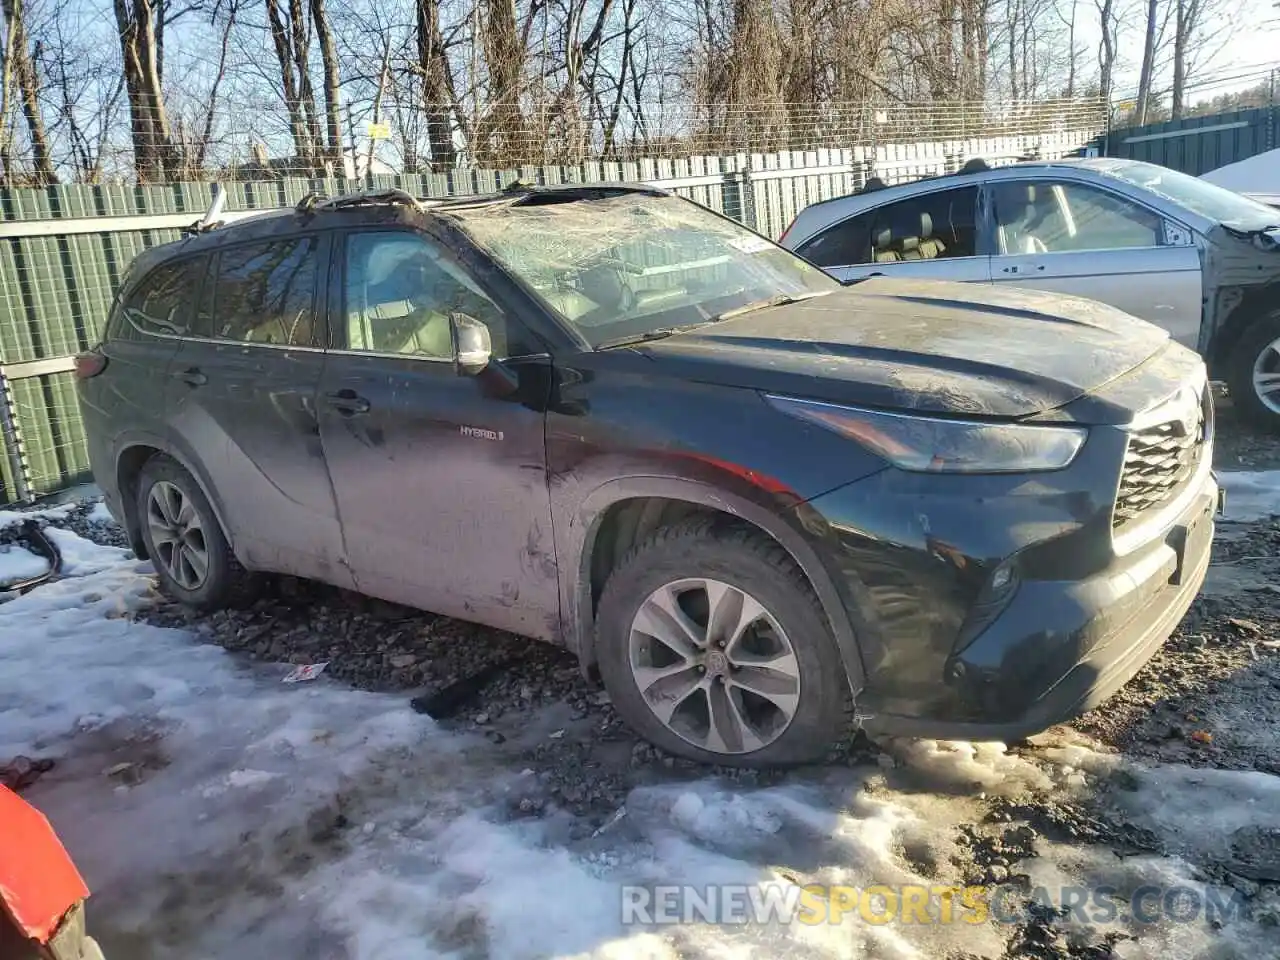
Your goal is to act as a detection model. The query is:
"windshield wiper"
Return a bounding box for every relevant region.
[712,290,831,322]
[594,324,711,350]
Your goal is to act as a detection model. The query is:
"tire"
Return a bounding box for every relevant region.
[595,517,852,767]
[1225,310,1280,431]
[135,454,257,609]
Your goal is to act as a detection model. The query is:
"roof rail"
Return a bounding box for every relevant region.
[305,188,427,214]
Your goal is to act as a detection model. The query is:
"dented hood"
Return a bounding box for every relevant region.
[641,277,1170,418]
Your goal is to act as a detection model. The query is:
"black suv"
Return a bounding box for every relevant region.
[76,184,1217,766]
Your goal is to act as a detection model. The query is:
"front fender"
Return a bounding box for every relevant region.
[558,474,867,694]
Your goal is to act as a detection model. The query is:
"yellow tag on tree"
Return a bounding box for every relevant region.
[368,122,391,140]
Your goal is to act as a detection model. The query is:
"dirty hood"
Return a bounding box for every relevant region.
[641,277,1170,418]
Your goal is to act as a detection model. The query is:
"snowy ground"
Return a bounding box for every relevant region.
[3,469,1280,959]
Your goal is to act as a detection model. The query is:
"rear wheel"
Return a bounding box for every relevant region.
[595,518,851,767]
[135,454,256,609]
[1226,310,1280,431]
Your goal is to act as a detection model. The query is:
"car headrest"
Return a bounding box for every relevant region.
[898,236,920,253]
[873,224,893,250]
[918,211,934,240]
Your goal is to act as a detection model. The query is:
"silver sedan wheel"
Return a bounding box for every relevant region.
[628,577,801,755]
[146,480,209,591]
[1252,336,1280,414]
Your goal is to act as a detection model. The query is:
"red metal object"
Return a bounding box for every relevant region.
[0,784,89,944]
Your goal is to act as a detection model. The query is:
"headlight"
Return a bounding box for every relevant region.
[766,395,1087,473]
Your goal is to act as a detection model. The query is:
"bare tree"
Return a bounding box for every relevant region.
[1134,0,1157,122]
[114,0,175,181]
[310,0,343,163]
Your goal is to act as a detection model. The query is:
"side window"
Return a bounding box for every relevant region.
[797,215,872,268]
[798,187,977,267]
[992,181,1161,254]
[117,256,210,338]
[342,232,509,359]
[205,236,322,347]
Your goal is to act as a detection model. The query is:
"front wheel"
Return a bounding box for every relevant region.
[1226,311,1280,431]
[595,518,852,767]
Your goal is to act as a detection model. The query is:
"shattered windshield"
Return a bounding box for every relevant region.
[1097,159,1279,232]
[449,193,836,347]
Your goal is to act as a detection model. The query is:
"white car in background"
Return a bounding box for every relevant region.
[780,157,1280,428]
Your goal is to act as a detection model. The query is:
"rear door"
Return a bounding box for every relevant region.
[91,256,207,444]
[793,185,990,285]
[988,177,1203,348]
[316,228,558,638]
[167,232,352,586]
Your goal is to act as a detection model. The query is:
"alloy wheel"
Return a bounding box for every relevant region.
[1252,335,1280,414]
[146,480,210,591]
[627,577,801,755]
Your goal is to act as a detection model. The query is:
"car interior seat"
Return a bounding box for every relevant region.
[361,246,454,357]
[1001,184,1050,254]
[916,212,947,259]
[891,207,923,260]
[872,224,900,263]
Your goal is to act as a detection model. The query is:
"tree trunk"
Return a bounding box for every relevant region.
[479,0,525,163]
[1096,0,1115,103]
[264,0,313,168]
[114,0,173,182]
[1008,0,1018,99]
[415,0,456,168]
[288,0,322,171]
[1136,0,1158,123]
[2,0,56,183]
[1172,0,1189,119]
[309,0,342,163]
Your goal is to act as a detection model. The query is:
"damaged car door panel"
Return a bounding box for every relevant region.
[78,184,1218,767]
[781,157,1280,430]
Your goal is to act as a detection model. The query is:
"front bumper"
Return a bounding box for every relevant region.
[797,446,1217,742]
[868,476,1216,740]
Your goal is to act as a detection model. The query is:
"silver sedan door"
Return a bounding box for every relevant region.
[988,178,1203,348]
[794,185,991,284]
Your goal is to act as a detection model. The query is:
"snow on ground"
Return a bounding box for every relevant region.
[3,525,1278,959]
[1218,469,1280,522]
[0,541,50,585]
[86,501,116,525]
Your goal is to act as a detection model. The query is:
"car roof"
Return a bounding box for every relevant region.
[127,181,670,280]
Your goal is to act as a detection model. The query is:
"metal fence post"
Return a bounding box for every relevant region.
[740,161,757,233]
[0,367,34,504]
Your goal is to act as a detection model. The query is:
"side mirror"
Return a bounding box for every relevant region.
[450,312,492,376]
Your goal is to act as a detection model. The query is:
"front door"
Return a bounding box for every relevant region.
[316,228,559,639]
[796,185,991,285]
[167,231,352,586]
[988,178,1204,348]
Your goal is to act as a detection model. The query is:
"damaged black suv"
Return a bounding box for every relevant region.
[76,184,1218,766]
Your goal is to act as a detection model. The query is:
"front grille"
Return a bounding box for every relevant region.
[1113,382,1210,531]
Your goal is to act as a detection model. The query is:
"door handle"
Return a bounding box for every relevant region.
[172,367,207,386]
[324,389,371,415]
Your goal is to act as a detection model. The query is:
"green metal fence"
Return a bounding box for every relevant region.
[0,132,1092,504]
[1102,107,1280,176]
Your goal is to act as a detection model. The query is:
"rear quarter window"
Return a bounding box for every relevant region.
[110,255,211,341]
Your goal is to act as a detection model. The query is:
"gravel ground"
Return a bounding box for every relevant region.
[5,414,1280,959]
